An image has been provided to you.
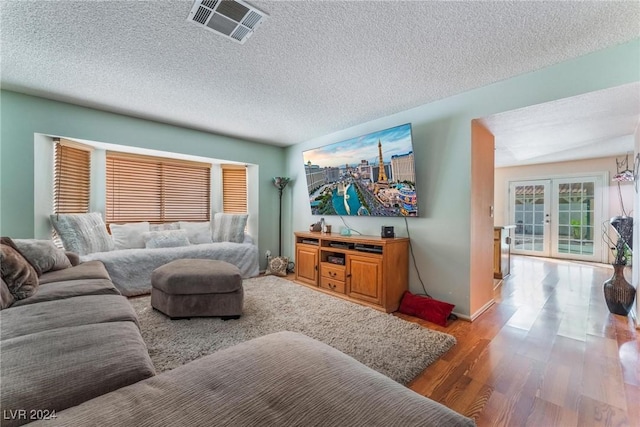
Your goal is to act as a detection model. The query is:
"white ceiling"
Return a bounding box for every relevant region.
[484,82,640,167]
[1,1,639,156]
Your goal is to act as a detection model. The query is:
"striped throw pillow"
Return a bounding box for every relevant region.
[211,213,248,243]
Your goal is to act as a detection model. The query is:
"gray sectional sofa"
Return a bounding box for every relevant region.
[28,331,476,427]
[0,257,156,427]
[1,244,474,426]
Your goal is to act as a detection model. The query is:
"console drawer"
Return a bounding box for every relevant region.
[320,277,345,294]
[321,263,346,281]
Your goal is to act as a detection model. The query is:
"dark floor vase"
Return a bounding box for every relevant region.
[603,264,636,316]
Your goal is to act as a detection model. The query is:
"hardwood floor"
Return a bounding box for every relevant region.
[398,255,640,427]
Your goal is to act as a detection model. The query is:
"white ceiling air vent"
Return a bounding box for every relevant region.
[187,0,268,44]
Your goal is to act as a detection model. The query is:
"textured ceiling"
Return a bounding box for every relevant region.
[1,1,639,150]
[484,82,640,167]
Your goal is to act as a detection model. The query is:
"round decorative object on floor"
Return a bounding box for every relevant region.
[603,264,636,316]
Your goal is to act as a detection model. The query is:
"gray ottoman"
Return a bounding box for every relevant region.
[151,259,243,320]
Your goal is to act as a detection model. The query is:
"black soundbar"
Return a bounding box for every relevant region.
[329,242,353,249]
[354,243,383,254]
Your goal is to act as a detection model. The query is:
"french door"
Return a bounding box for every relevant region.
[510,180,551,256]
[510,175,604,262]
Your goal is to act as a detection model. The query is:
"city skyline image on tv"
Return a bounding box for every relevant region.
[303,123,418,217]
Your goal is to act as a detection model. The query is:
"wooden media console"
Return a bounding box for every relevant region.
[294,231,409,313]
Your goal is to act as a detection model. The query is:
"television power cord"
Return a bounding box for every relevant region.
[338,215,362,235]
[404,216,430,298]
[403,216,458,321]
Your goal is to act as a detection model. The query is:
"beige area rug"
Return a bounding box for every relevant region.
[130,275,456,385]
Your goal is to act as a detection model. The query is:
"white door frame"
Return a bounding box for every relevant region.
[507,171,609,263]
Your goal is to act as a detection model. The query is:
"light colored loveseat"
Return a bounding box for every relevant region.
[49,213,260,297]
[81,239,259,296]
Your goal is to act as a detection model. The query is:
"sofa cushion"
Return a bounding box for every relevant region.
[1,321,155,427]
[0,278,15,310]
[142,229,190,249]
[110,221,150,250]
[1,294,139,340]
[65,251,80,266]
[0,241,39,300]
[50,212,114,256]
[31,332,475,427]
[38,260,110,285]
[211,213,248,243]
[178,221,213,244]
[10,278,120,307]
[13,239,72,274]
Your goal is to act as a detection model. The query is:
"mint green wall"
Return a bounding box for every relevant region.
[0,91,285,268]
[3,39,638,314]
[285,39,640,317]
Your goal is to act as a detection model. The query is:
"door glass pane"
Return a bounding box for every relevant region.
[558,212,569,226]
[556,180,594,255]
[513,184,546,253]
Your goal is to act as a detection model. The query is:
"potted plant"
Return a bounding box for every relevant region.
[570,219,581,240]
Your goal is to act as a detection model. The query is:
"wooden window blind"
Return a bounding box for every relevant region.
[222,165,248,214]
[106,152,211,224]
[53,140,91,214]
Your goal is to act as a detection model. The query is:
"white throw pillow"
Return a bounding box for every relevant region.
[211,213,248,243]
[110,222,150,249]
[49,212,114,256]
[149,222,179,231]
[141,229,190,249]
[178,221,213,244]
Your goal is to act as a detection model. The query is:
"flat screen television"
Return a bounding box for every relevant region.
[302,123,418,217]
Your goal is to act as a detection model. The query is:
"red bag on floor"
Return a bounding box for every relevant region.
[398,291,455,326]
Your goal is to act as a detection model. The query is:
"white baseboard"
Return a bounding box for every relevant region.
[469,299,495,321]
[452,312,471,322]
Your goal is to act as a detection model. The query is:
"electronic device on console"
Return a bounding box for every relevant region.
[354,243,383,254]
[327,255,345,265]
[329,242,353,249]
[381,226,395,238]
